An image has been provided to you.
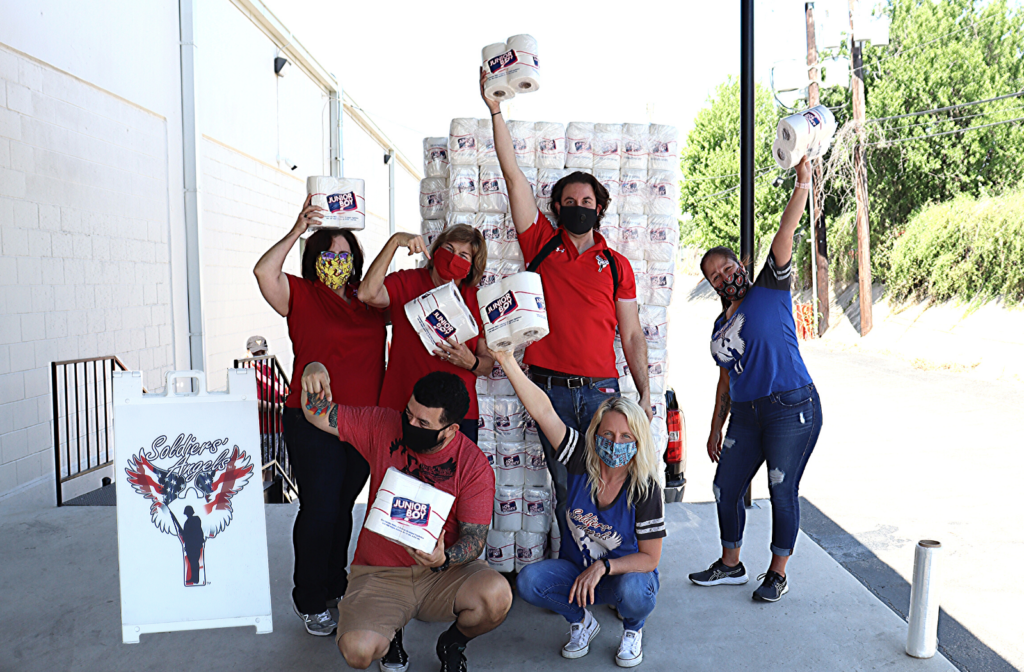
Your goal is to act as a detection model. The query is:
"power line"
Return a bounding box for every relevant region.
[879,101,1024,133]
[687,170,777,203]
[866,89,1024,124]
[852,13,1000,73]
[682,165,774,182]
[865,115,1024,147]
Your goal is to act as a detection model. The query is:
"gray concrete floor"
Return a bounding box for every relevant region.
[0,500,954,672]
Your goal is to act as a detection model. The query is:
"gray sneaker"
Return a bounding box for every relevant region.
[293,599,337,636]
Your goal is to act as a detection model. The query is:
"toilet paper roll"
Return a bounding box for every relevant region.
[508,120,536,168]
[493,484,524,531]
[506,34,540,93]
[593,123,622,170]
[600,214,621,248]
[448,165,479,213]
[419,177,448,220]
[640,304,669,349]
[619,168,648,215]
[773,139,801,170]
[618,214,648,261]
[423,138,450,179]
[595,169,621,215]
[479,165,508,213]
[647,124,679,171]
[645,261,675,306]
[449,118,478,166]
[496,440,526,486]
[535,121,566,169]
[363,467,456,554]
[622,123,650,170]
[645,215,678,263]
[777,105,836,152]
[482,42,517,102]
[477,272,549,351]
[646,170,678,216]
[523,485,552,533]
[525,442,548,487]
[404,281,479,353]
[478,397,495,443]
[515,530,547,571]
[500,215,523,262]
[307,177,366,230]
[476,119,498,166]
[565,122,594,168]
[494,397,526,442]
[486,529,516,572]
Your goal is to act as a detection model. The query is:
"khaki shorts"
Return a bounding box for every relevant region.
[336,560,495,643]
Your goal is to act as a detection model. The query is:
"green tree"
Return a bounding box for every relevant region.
[680,78,790,263]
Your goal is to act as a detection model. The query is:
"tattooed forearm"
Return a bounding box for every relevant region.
[717,391,731,421]
[305,393,330,416]
[446,522,489,565]
[328,403,338,428]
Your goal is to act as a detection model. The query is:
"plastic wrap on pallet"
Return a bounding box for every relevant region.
[479,165,508,213]
[640,304,668,349]
[494,396,526,443]
[496,440,526,486]
[645,215,678,263]
[421,219,446,250]
[648,347,667,395]
[646,170,678,216]
[648,124,679,171]
[478,395,495,443]
[449,118,478,165]
[599,214,620,248]
[618,214,647,261]
[478,437,496,469]
[515,530,547,572]
[419,177,448,220]
[476,119,498,166]
[501,215,523,262]
[535,168,566,217]
[493,484,523,531]
[423,137,449,178]
[595,168,620,215]
[535,121,566,169]
[645,261,675,306]
[565,121,594,168]
[622,123,650,170]
[619,168,648,215]
[509,120,536,168]
[593,123,622,170]
[475,213,504,261]
[448,165,479,213]
[447,211,476,228]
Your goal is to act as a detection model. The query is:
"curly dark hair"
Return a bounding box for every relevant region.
[412,371,470,427]
[550,171,611,229]
[700,246,751,313]
[301,229,365,284]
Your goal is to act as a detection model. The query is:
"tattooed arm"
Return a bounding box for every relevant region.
[708,366,731,463]
[445,522,489,565]
[300,361,343,438]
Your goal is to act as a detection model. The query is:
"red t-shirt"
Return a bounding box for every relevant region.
[335,405,495,567]
[519,212,637,378]
[284,274,387,408]
[380,268,484,419]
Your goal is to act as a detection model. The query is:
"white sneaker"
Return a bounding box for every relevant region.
[561,609,600,659]
[615,629,643,667]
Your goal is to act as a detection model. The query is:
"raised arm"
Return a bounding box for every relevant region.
[480,69,538,234]
[356,232,430,308]
[253,195,321,316]
[489,348,566,448]
[770,156,812,267]
[707,366,731,463]
[616,301,652,421]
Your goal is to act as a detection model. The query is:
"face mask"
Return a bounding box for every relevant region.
[433,246,472,282]
[558,205,599,235]
[713,266,750,302]
[594,435,638,468]
[401,412,450,454]
[316,251,353,290]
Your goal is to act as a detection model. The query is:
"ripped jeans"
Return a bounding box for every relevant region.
[714,384,822,557]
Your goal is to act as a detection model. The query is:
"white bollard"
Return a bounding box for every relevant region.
[906,540,942,658]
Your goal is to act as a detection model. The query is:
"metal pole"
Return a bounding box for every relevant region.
[806,1,830,335]
[741,0,755,508]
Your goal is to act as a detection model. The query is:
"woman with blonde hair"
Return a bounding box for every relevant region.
[359,224,493,442]
[491,349,664,668]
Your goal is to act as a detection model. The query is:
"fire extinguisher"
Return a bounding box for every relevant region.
[664,389,686,499]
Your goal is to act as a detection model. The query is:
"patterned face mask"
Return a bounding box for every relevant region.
[316,251,353,290]
[713,266,750,302]
[594,435,638,468]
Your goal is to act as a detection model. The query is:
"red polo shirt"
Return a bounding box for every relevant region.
[284,274,387,408]
[519,212,636,378]
[380,268,484,420]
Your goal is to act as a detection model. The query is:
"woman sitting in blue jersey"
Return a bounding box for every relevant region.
[688,156,823,603]
[490,348,664,669]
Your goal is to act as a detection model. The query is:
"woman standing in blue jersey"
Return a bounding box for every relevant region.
[688,157,823,603]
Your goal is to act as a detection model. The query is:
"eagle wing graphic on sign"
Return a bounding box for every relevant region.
[194,447,253,538]
[125,453,187,535]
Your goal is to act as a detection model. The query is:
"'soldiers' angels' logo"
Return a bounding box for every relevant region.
[125,434,253,587]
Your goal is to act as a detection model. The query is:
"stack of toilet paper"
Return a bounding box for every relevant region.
[307,177,366,230]
[404,282,479,353]
[364,468,456,554]
[423,138,449,179]
[773,105,837,169]
[481,34,540,103]
[477,272,549,351]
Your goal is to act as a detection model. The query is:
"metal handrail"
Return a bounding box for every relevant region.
[234,355,294,497]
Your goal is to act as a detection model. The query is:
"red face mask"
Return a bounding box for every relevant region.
[434,246,472,282]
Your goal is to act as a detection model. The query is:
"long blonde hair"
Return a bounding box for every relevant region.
[583,397,661,507]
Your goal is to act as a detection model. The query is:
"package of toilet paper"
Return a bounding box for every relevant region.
[404,282,479,353]
[524,406,539,442]
[535,168,566,217]
[501,215,523,262]
[475,213,504,261]
[477,272,549,351]
[619,168,648,215]
[523,485,552,533]
[448,165,479,213]
[508,120,536,168]
[565,122,594,168]
[525,442,548,487]
[478,396,495,442]
[447,211,476,228]
[449,118,478,166]
[520,167,538,196]
[622,123,650,170]
[496,440,526,486]
[645,215,678,263]
[307,177,366,230]
[476,119,498,166]
[486,529,516,572]
[535,121,566,169]
[640,304,669,350]
[419,177,448,220]
[646,170,678,216]
[594,169,620,215]
[648,348,668,395]
[478,165,508,213]
[645,261,675,306]
[363,468,456,554]
[480,259,502,289]
[593,123,622,170]
[421,219,446,251]
[423,138,449,179]
[600,214,620,248]
[548,523,561,559]
[478,437,496,469]
[482,43,517,102]
[487,350,525,396]
[618,214,647,261]
[506,34,540,93]
[515,530,547,571]
[648,124,679,171]
[494,396,526,443]
[493,484,524,531]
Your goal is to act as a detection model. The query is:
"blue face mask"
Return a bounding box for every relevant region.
[594,435,638,468]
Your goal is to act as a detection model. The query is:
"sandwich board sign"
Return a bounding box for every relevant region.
[112,369,272,643]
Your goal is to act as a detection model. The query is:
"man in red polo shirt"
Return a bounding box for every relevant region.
[480,72,651,540]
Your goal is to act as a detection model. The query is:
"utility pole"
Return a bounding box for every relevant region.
[740,0,754,509]
[805,2,830,336]
[849,0,873,335]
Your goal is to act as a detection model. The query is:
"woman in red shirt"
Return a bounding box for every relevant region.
[254,196,386,636]
[358,224,493,442]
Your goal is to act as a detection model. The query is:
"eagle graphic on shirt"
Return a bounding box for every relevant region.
[711,313,746,374]
[389,438,457,485]
[567,508,623,566]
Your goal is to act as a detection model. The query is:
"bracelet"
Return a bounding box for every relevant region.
[795,181,811,190]
[431,552,452,573]
[602,558,612,577]
[491,110,502,117]
[471,355,480,373]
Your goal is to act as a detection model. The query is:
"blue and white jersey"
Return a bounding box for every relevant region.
[710,251,813,403]
[555,428,666,570]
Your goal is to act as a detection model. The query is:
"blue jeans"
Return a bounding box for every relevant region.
[532,374,620,541]
[516,559,659,631]
[714,384,822,557]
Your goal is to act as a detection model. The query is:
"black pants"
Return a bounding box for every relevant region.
[283,407,370,614]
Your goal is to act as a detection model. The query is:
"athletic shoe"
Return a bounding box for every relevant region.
[436,631,468,672]
[753,571,789,602]
[291,598,336,637]
[688,559,748,586]
[561,609,601,659]
[326,595,342,609]
[379,628,410,672]
[615,629,643,668]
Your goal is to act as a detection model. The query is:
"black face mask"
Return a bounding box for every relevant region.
[401,412,450,454]
[557,205,598,235]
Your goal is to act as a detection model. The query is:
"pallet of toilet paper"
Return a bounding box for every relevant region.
[306,176,366,230]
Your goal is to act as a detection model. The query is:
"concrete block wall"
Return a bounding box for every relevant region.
[0,45,174,501]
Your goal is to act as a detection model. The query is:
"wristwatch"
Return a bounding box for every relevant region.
[431,551,452,573]
[602,558,612,577]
